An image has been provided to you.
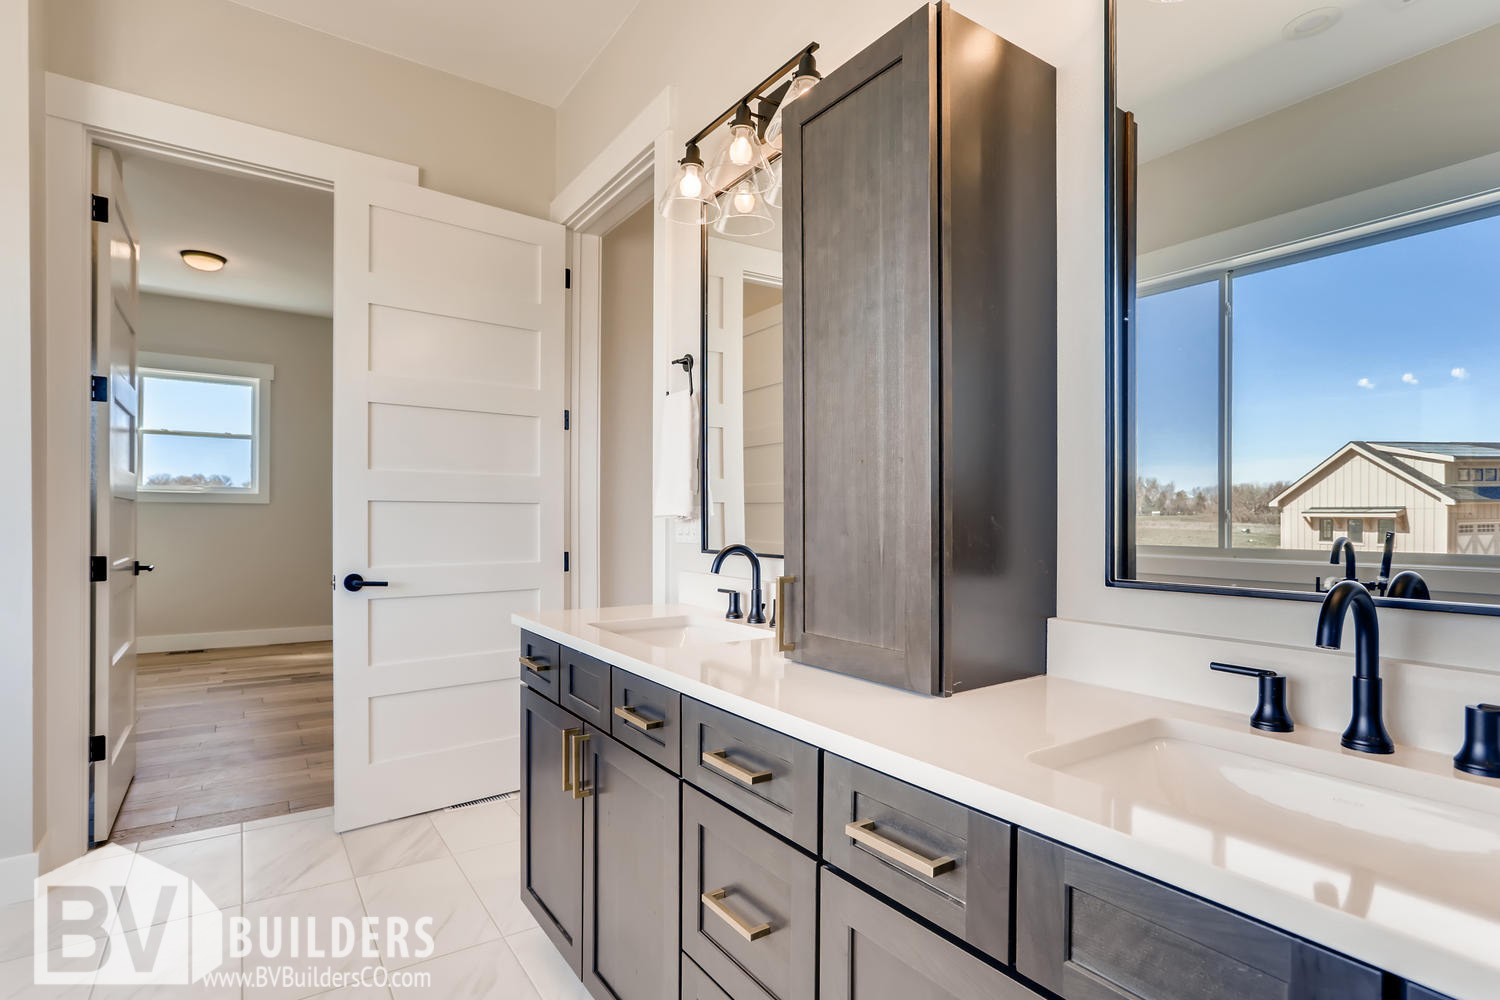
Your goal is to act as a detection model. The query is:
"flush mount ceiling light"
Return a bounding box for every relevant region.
[660,41,818,234]
[180,249,227,272]
[1282,6,1342,40]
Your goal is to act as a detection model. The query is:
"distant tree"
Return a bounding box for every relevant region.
[146,472,238,487]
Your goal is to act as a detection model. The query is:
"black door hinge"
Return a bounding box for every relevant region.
[90,555,108,582]
[91,375,108,402]
[88,735,106,763]
[91,195,109,224]
[563,409,570,430]
[563,551,570,573]
[564,268,571,289]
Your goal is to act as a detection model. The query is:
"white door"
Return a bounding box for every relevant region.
[332,179,565,832]
[90,147,141,843]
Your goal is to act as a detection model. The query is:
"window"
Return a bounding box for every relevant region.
[1377,518,1396,539]
[1348,518,1364,543]
[1318,518,1334,542]
[137,353,273,503]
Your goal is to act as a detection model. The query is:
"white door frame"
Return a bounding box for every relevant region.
[550,87,698,606]
[40,74,417,874]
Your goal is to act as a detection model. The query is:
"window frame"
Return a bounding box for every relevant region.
[136,352,274,504]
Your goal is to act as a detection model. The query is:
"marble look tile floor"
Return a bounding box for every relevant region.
[3,800,588,1000]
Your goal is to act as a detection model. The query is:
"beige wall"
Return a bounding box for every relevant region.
[46,0,556,216]
[135,294,332,643]
[1138,24,1500,254]
[599,203,655,605]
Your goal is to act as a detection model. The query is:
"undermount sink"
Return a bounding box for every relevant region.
[1029,718,1500,858]
[590,614,768,649]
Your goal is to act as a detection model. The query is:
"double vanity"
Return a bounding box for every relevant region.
[513,607,1498,1000]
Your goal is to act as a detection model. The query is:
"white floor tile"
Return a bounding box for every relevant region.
[503,929,589,1000]
[426,805,516,858]
[451,848,534,938]
[134,825,241,854]
[242,822,352,904]
[8,848,137,964]
[0,947,95,999]
[355,859,496,970]
[339,819,447,879]
[92,905,241,1000]
[241,883,372,1000]
[241,809,333,834]
[120,835,242,931]
[306,984,389,1000]
[389,939,536,1000]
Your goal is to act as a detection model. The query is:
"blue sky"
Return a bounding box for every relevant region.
[140,375,255,485]
[1137,210,1500,490]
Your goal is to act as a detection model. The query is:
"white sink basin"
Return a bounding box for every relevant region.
[1030,718,1500,858]
[590,614,768,648]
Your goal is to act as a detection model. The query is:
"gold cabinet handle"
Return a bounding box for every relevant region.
[701,888,771,942]
[520,655,551,673]
[561,728,581,793]
[845,820,956,878]
[775,576,795,652]
[613,704,664,732]
[701,750,771,786]
[572,733,592,799]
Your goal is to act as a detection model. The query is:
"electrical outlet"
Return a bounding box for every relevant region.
[673,520,699,543]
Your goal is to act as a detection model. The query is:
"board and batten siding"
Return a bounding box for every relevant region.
[1277,451,1449,553]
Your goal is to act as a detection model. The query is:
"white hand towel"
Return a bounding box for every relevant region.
[654,388,699,519]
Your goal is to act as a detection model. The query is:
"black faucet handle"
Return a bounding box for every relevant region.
[1210,662,1294,733]
[1454,704,1500,779]
[716,587,743,620]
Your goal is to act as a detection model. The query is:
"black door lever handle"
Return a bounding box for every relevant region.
[343,573,389,592]
[133,562,155,574]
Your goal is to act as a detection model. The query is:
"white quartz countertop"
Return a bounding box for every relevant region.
[514,605,1500,1000]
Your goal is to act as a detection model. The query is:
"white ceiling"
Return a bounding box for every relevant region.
[225,0,641,107]
[1119,0,1500,160]
[122,154,333,317]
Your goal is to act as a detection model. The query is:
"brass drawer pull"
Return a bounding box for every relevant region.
[572,732,592,799]
[701,750,771,786]
[701,888,772,942]
[774,576,795,652]
[845,820,956,877]
[520,655,551,673]
[561,728,581,793]
[614,704,664,732]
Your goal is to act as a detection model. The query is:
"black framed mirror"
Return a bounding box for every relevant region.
[698,205,786,558]
[1106,0,1500,615]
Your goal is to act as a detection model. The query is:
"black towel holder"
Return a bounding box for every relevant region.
[670,354,695,396]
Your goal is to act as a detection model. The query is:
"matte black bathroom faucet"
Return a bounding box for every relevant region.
[711,544,766,624]
[1315,579,1395,754]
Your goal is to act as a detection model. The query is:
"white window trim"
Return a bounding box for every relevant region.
[137,351,274,504]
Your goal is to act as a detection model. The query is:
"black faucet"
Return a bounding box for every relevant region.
[710,544,765,624]
[1386,570,1431,600]
[1329,536,1357,581]
[1315,579,1395,754]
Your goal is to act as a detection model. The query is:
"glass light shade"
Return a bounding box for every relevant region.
[658,161,721,225]
[762,158,783,208]
[705,122,774,194]
[763,73,819,152]
[713,181,774,237]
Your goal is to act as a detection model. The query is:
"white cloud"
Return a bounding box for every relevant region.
[1402,373,1419,384]
[1356,377,1374,389]
[1452,367,1470,380]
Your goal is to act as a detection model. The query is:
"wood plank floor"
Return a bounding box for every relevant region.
[109,640,333,845]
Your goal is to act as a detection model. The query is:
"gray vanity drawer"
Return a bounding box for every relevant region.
[682,698,820,852]
[681,954,733,1000]
[682,784,817,1000]
[822,754,1011,961]
[821,867,1042,1000]
[610,666,681,773]
[1016,832,1383,1000]
[518,630,560,701]
[558,646,610,728]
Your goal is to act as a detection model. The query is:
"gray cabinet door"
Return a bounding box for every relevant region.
[1015,833,1383,1000]
[821,867,1043,1000]
[782,4,940,694]
[560,646,612,728]
[580,722,679,1000]
[682,953,734,1000]
[682,784,817,1000]
[520,685,584,972]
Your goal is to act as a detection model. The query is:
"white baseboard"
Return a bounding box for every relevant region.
[137,625,332,654]
[0,851,38,906]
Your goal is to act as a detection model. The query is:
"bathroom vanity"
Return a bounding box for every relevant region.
[514,607,1495,1000]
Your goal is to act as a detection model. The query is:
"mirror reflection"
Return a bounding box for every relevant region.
[701,204,785,557]
[1114,0,1500,607]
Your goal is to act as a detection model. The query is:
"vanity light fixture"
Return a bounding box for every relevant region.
[658,142,722,224]
[660,41,818,230]
[180,249,227,272]
[762,51,822,152]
